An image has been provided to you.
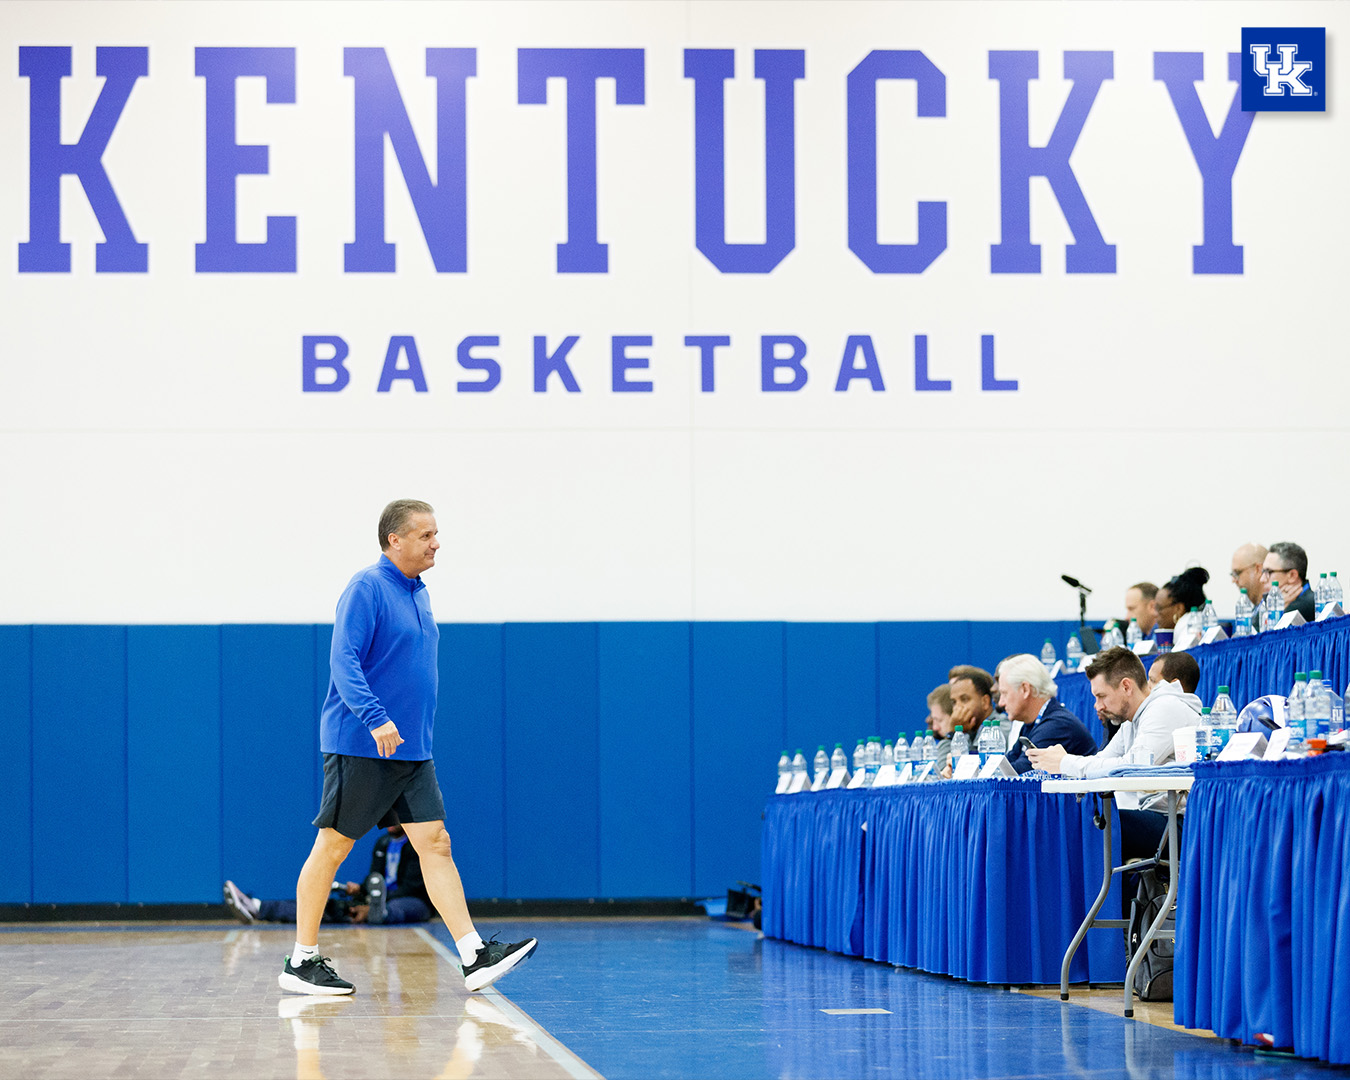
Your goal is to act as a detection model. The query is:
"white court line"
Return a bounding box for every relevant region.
[413,926,602,1080]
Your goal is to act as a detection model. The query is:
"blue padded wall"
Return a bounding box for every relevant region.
[691,623,783,897]
[127,626,222,902]
[598,623,692,897]
[221,626,318,900]
[32,626,128,902]
[5,619,1089,905]
[503,623,600,898]
[785,623,878,758]
[0,627,33,903]
[438,624,507,898]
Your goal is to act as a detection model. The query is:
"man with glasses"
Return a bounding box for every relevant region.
[1263,541,1316,623]
[1230,543,1268,630]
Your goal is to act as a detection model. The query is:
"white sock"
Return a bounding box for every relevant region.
[455,931,485,966]
[292,942,319,966]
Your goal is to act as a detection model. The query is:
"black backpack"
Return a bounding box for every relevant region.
[1124,838,1174,1002]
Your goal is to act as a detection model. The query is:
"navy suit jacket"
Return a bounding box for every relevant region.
[1006,697,1097,774]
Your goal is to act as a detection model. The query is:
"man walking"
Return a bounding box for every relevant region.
[279,499,536,996]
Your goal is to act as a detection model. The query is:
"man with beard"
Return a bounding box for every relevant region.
[1026,646,1201,858]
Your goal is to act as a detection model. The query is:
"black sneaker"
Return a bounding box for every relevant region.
[364,873,387,925]
[462,935,538,992]
[222,880,258,924]
[278,955,355,996]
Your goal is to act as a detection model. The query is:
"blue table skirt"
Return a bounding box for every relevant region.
[762,782,1126,985]
[1058,617,1350,732]
[1175,753,1350,1064]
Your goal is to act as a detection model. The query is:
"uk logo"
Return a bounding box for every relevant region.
[1242,28,1326,111]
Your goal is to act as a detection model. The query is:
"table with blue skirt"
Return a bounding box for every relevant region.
[1175,752,1350,1065]
[761,780,1126,986]
[1057,617,1350,726]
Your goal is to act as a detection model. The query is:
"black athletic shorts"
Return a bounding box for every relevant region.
[313,754,446,839]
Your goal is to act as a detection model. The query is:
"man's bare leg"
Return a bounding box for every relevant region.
[400,820,474,940]
[295,828,357,946]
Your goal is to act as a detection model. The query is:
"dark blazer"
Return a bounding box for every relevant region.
[1289,584,1316,624]
[1006,697,1097,774]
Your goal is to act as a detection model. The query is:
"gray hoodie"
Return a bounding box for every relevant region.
[1057,679,1203,780]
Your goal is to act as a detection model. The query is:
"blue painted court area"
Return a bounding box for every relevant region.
[432,918,1329,1080]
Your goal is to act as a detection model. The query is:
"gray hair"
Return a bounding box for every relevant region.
[1268,541,1309,583]
[378,499,434,550]
[998,653,1058,699]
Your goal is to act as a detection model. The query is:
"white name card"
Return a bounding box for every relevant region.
[786,772,810,794]
[775,774,790,794]
[1275,610,1307,630]
[846,769,868,789]
[912,761,936,782]
[952,754,982,780]
[1201,625,1229,645]
[1133,640,1156,656]
[810,771,827,792]
[1218,732,1267,761]
[871,764,898,788]
[1317,602,1345,622]
[895,762,914,784]
[977,755,1019,778]
[825,767,849,790]
[1264,728,1292,759]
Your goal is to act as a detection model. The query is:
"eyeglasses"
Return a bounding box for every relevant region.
[1230,564,1261,580]
[1261,566,1290,579]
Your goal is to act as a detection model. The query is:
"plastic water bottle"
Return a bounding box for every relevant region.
[831,743,848,773]
[1126,618,1142,647]
[1331,571,1343,608]
[1316,574,1329,613]
[951,724,970,766]
[1040,639,1057,669]
[1287,673,1308,745]
[1337,687,1349,734]
[1065,634,1084,672]
[922,731,937,762]
[1266,585,1285,631]
[1105,622,1126,649]
[989,720,1007,757]
[791,749,808,782]
[1234,589,1255,637]
[813,745,829,785]
[1201,599,1218,633]
[976,720,995,767]
[1307,670,1332,739]
[1210,687,1238,756]
[894,733,910,765]
[865,735,881,783]
[777,750,791,786]
[910,732,925,764]
[881,740,894,768]
[853,739,866,775]
[1196,707,1214,761]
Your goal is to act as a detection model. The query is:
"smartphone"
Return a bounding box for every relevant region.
[1018,736,1036,752]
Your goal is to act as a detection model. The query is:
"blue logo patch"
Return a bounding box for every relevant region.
[1241,27,1326,111]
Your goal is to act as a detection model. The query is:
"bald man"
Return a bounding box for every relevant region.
[1231,542,1268,629]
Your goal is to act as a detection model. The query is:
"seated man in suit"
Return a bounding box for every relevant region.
[1027,646,1201,859]
[999,653,1097,773]
[224,824,431,926]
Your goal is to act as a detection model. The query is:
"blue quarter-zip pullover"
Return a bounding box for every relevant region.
[320,554,439,760]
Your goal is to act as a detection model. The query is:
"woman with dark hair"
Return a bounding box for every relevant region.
[1155,567,1210,630]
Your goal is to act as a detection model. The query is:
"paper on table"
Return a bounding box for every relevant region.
[952,754,981,780]
[1264,728,1292,760]
[1218,732,1267,761]
[825,767,849,789]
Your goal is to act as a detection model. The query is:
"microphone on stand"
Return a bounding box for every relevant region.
[1061,575,1098,652]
